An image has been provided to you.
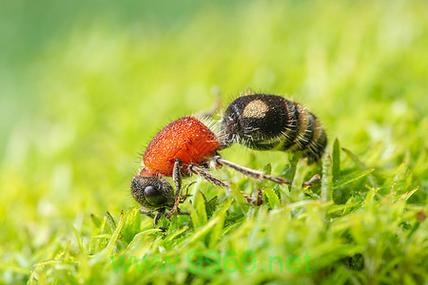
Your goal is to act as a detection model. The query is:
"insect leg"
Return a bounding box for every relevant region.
[302,174,321,188]
[188,163,230,189]
[179,181,196,203]
[140,208,156,218]
[140,208,164,227]
[212,155,290,185]
[173,158,182,198]
[243,189,263,206]
[153,209,165,227]
[166,159,183,219]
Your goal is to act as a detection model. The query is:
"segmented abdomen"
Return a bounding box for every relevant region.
[221,94,327,163]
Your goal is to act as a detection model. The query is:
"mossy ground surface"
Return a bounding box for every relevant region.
[1,1,427,284]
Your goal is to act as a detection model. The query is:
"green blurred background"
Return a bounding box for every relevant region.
[1,0,428,282]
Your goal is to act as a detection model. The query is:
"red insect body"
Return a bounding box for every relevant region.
[140,116,220,177]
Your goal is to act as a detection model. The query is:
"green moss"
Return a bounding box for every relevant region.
[1,0,427,284]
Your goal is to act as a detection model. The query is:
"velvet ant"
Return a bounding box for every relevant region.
[131,93,327,224]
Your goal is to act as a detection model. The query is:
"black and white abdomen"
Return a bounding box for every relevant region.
[221,93,327,163]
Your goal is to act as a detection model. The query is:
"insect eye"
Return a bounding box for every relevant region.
[144,185,167,206]
[143,185,158,197]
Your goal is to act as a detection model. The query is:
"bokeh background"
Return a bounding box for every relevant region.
[1,0,427,283]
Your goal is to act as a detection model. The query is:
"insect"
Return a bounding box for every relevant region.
[131,93,327,224]
[221,93,327,163]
